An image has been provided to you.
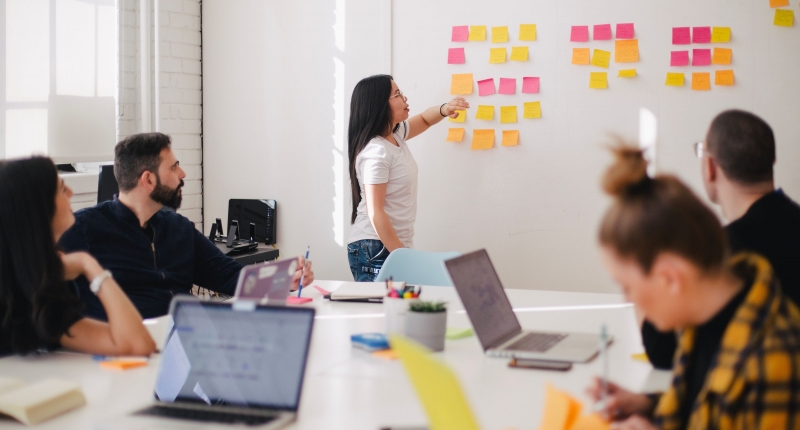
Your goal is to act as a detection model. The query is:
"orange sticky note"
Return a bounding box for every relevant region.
[471,129,494,150]
[372,349,398,360]
[572,48,590,65]
[100,360,148,370]
[712,48,732,65]
[450,74,473,95]
[692,72,711,91]
[502,130,519,147]
[770,0,789,7]
[615,39,639,63]
[568,413,612,430]
[715,70,735,86]
[665,72,685,86]
[446,128,465,142]
[539,385,583,430]
[589,72,608,89]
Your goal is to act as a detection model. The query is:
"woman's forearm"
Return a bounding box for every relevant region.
[369,209,405,252]
[95,279,155,354]
[419,105,447,127]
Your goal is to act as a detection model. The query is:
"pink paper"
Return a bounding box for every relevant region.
[593,24,612,40]
[670,51,690,66]
[672,27,690,44]
[570,26,590,42]
[692,49,711,66]
[448,48,465,64]
[616,23,635,39]
[692,27,711,43]
[477,78,496,96]
[452,25,469,42]
[498,78,516,95]
[286,296,312,305]
[522,77,540,94]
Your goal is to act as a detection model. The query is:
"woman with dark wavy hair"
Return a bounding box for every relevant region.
[0,157,155,356]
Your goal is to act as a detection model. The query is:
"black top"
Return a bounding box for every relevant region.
[642,190,800,370]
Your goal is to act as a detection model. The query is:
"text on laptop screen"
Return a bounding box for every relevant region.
[445,250,522,349]
[155,302,314,411]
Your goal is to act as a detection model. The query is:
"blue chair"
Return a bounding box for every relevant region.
[375,249,461,286]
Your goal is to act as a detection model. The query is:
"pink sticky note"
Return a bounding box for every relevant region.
[670,50,690,66]
[448,48,465,64]
[616,23,635,39]
[593,24,612,40]
[692,49,711,66]
[477,78,496,96]
[672,27,690,44]
[692,27,711,43]
[287,296,312,305]
[522,77,540,94]
[313,285,331,296]
[498,78,516,95]
[452,25,469,42]
[570,26,590,42]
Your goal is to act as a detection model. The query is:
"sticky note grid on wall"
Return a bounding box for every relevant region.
[666,25,735,89]
[568,22,640,89]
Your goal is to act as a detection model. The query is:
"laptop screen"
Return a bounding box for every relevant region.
[445,249,522,349]
[154,300,314,411]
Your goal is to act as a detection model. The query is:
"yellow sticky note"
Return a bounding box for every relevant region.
[492,26,509,43]
[469,25,486,41]
[711,27,731,42]
[715,70,735,86]
[539,385,583,430]
[569,413,612,430]
[489,48,507,64]
[774,9,794,27]
[712,48,732,65]
[100,360,148,370]
[471,129,495,150]
[448,110,467,123]
[631,352,649,362]
[589,72,608,89]
[450,74,473,95]
[500,106,517,124]
[476,105,494,120]
[519,24,537,41]
[665,72,685,86]
[618,69,636,78]
[523,101,541,119]
[446,128,465,142]
[692,72,711,91]
[591,49,611,68]
[572,48,590,65]
[771,0,789,7]
[615,39,639,63]
[390,335,480,430]
[502,130,519,147]
[510,46,529,61]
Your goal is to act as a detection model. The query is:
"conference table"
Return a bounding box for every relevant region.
[0,281,671,429]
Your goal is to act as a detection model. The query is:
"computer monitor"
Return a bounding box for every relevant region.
[228,199,277,245]
[97,164,119,204]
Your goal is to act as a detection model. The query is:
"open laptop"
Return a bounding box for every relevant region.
[444,249,607,363]
[234,258,297,304]
[115,297,315,429]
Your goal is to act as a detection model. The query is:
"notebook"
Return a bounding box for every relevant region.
[325,281,404,303]
[0,378,86,425]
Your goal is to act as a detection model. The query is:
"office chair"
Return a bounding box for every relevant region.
[375,249,461,286]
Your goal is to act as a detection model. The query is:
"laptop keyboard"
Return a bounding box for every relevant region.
[507,332,568,352]
[136,405,277,426]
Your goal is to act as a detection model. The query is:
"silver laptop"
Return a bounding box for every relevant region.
[119,297,315,429]
[234,258,297,304]
[445,249,608,362]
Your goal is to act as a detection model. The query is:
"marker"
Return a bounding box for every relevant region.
[297,246,310,298]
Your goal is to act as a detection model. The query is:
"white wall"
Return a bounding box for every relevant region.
[203,0,800,290]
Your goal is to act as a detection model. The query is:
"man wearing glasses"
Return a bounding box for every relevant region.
[642,109,800,370]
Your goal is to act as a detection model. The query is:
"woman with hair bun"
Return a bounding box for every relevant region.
[585,146,800,429]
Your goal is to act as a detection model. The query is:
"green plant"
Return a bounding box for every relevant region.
[409,301,447,313]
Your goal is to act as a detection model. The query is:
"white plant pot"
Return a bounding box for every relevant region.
[404,310,447,352]
[384,297,419,335]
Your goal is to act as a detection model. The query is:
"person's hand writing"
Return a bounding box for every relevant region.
[585,377,653,421]
[290,256,314,291]
[444,97,470,118]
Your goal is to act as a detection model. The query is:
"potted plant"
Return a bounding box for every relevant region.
[404,301,447,352]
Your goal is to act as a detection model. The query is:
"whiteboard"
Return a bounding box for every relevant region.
[392,0,800,292]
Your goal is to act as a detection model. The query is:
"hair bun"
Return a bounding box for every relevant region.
[602,145,649,196]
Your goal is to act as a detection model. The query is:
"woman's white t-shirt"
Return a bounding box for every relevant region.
[348,121,418,248]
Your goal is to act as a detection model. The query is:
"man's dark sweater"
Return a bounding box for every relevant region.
[641,189,800,369]
[59,198,242,320]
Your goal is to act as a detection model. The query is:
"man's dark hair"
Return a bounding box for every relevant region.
[706,110,775,185]
[114,132,172,192]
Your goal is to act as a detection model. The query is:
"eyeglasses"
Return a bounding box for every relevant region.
[693,141,704,158]
[389,91,407,101]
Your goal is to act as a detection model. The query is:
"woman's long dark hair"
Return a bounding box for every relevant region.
[0,157,82,354]
[348,74,399,224]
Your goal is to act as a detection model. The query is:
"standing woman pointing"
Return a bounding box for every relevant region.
[347,75,469,281]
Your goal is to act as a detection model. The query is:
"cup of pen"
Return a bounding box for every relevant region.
[383,279,420,335]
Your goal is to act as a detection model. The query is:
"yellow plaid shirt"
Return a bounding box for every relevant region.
[652,253,800,429]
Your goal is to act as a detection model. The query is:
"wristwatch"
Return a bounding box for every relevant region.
[90,270,113,295]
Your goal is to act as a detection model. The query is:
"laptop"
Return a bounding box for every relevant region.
[444,249,607,362]
[234,258,297,304]
[114,297,315,429]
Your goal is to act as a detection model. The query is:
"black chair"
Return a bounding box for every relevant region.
[97,164,118,204]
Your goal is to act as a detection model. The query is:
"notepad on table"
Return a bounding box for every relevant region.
[327,281,405,302]
[0,377,86,425]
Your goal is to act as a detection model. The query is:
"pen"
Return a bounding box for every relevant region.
[297,246,310,298]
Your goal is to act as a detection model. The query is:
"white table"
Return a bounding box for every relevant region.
[0,281,670,429]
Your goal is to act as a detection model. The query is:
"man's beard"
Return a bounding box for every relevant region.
[150,175,184,210]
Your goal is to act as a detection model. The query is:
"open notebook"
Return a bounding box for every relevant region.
[0,378,86,425]
[325,281,404,302]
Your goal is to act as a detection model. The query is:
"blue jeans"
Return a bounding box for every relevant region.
[347,239,390,282]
